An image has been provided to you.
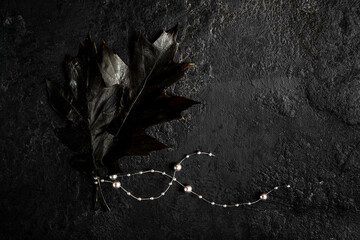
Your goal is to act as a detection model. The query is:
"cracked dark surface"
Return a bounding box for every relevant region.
[1,0,360,239]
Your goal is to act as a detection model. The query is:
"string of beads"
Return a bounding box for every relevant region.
[94,151,291,210]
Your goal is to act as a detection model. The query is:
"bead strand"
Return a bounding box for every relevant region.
[94,151,291,209]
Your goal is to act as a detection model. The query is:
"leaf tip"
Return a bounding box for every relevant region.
[86,32,92,41]
[166,24,179,35]
[45,79,52,89]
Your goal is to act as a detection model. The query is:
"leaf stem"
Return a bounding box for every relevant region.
[98,179,111,211]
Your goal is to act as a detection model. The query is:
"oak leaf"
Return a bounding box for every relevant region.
[47,26,198,177]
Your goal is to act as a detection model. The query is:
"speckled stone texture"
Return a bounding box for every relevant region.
[1,0,360,239]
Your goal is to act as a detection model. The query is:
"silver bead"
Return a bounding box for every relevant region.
[260,193,268,200]
[109,174,118,180]
[184,185,192,192]
[174,164,182,171]
[112,181,121,188]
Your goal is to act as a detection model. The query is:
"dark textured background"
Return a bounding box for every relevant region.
[1,0,360,239]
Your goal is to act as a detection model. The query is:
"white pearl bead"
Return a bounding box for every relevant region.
[137,198,142,201]
[274,186,279,190]
[235,204,239,207]
[109,174,118,180]
[112,181,121,188]
[127,192,131,195]
[260,193,268,200]
[150,197,154,200]
[185,155,190,158]
[169,182,172,185]
[208,153,214,156]
[94,181,98,185]
[127,174,131,177]
[223,204,227,208]
[100,179,104,182]
[161,193,165,196]
[287,185,291,188]
[139,171,143,174]
[247,202,252,205]
[174,164,182,171]
[198,195,202,199]
[211,202,215,205]
[172,177,176,181]
[184,185,192,192]
[162,172,166,175]
[197,151,201,154]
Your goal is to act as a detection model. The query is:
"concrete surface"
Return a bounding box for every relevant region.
[1,0,360,239]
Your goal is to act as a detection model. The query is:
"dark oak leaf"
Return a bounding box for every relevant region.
[47,26,198,176]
